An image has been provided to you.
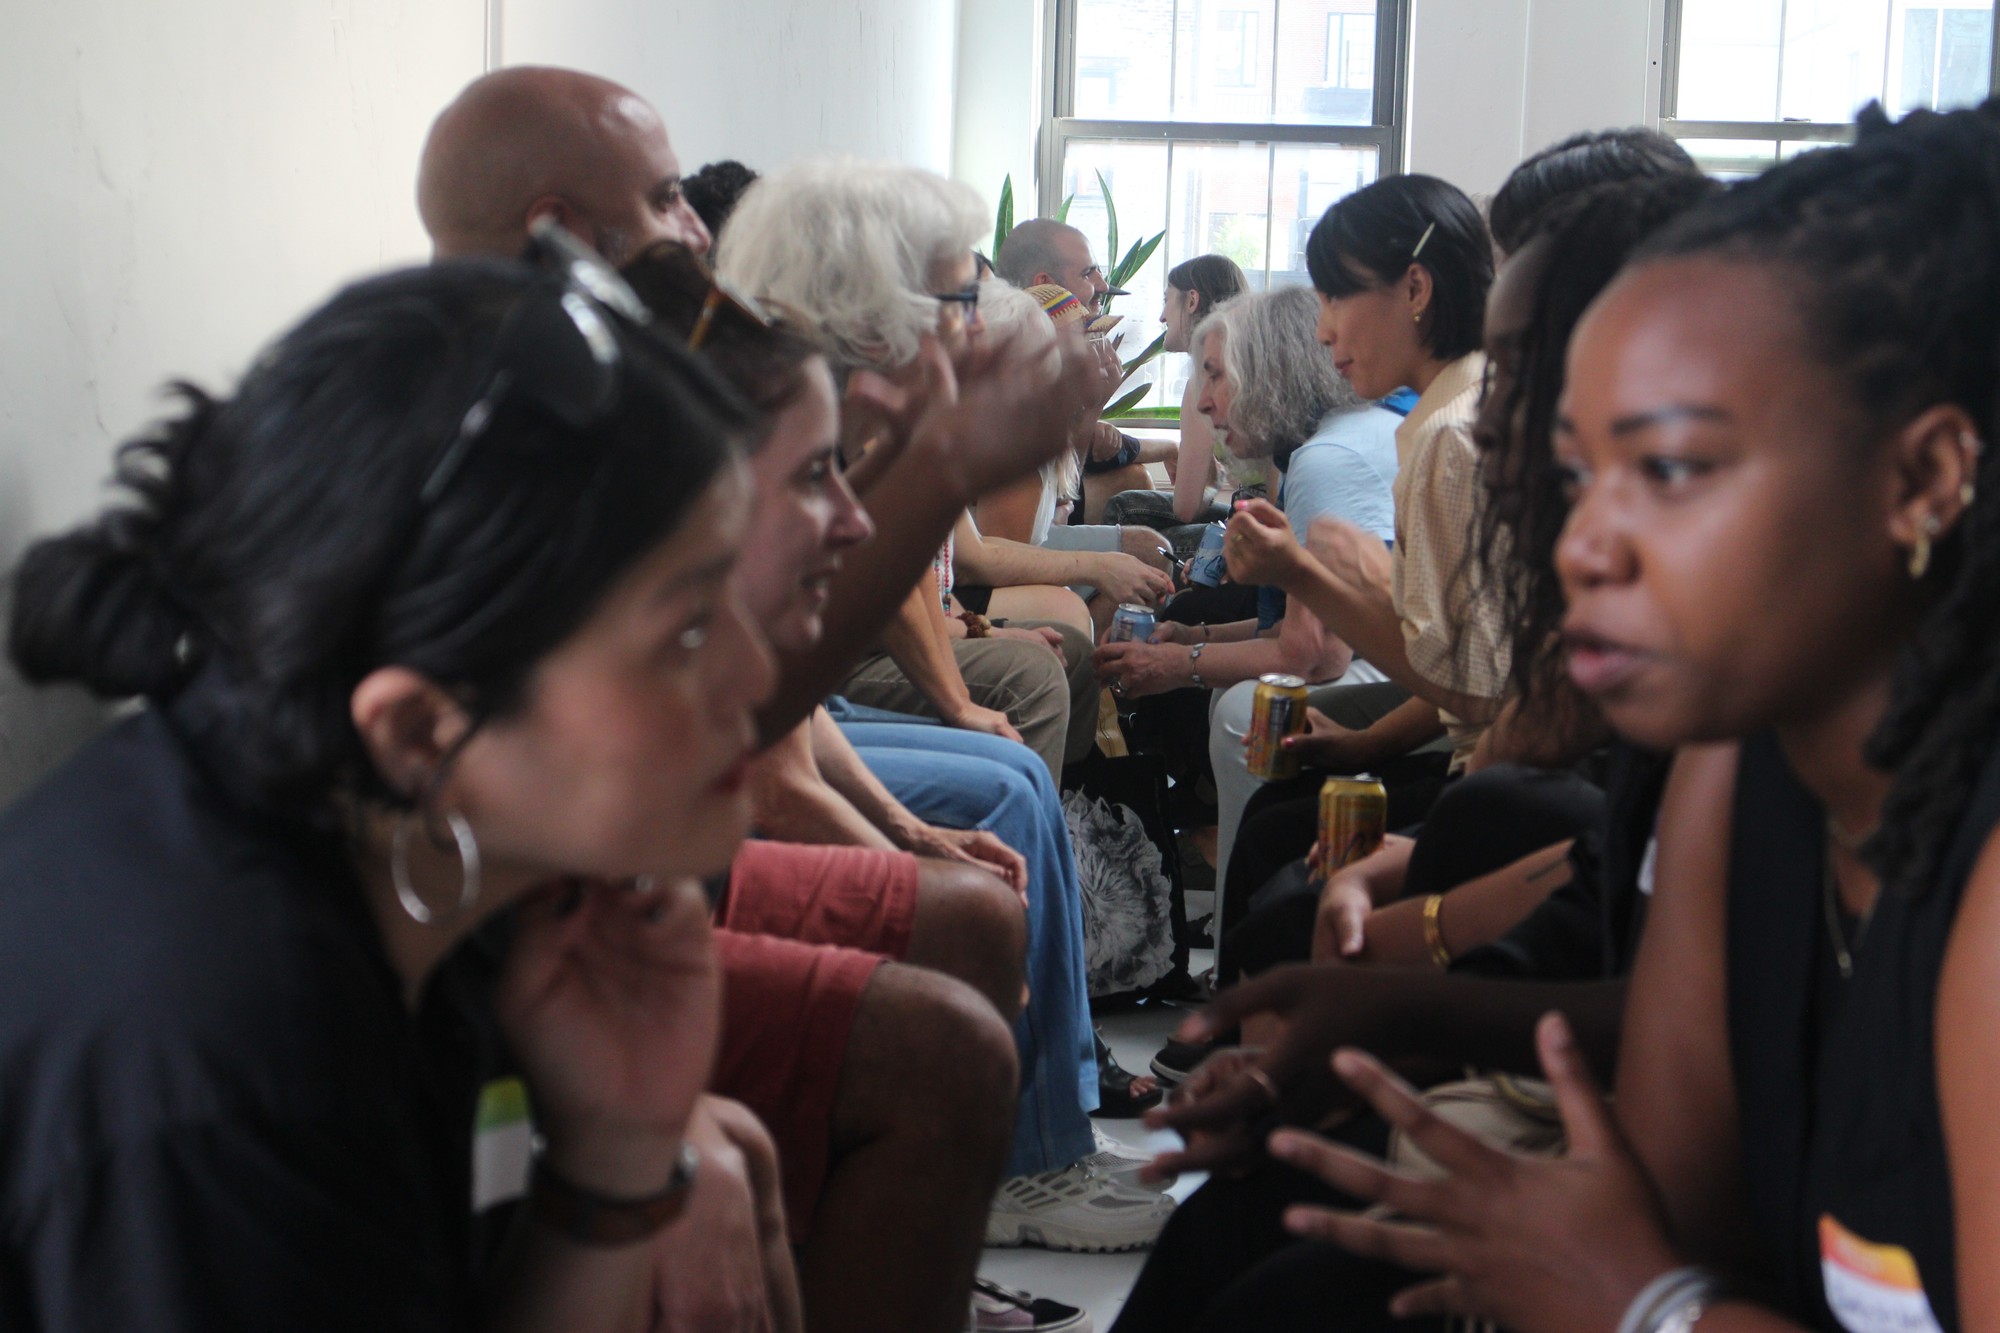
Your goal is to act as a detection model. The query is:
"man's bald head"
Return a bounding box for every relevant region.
[417,66,711,262]
[994,218,1109,313]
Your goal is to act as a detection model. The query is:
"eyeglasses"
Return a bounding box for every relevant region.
[935,282,982,330]
[687,262,777,351]
[419,217,653,506]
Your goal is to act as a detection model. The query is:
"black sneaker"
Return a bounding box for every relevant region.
[1149,1035,1215,1086]
[970,1277,1092,1332]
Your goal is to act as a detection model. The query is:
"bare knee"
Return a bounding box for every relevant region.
[907,858,1028,1018]
[835,964,1020,1164]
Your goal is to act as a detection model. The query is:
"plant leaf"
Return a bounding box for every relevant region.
[993,176,1015,262]
[1121,331,1166,377]
[1096,169,1119,271]
[1103,383,1155,418]
[1111,230,1166,288]
[1057,192,1076,224]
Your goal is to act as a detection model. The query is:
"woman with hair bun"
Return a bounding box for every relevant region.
[0,249,774,1328]
[1271,99,2000,1333]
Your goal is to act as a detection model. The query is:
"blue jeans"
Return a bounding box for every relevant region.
[839,720,1097,1177]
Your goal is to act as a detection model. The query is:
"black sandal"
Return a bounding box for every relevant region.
[1091,1028,1164,1118]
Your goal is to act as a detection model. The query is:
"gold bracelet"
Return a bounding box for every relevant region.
[1421,893,1452,969]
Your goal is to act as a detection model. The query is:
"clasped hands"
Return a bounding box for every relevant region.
[1144,968,1684,1333]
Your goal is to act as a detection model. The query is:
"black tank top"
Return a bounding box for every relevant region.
[1726,732,1997,1332]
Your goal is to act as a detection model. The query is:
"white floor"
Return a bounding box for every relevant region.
[977,945,1215,1332]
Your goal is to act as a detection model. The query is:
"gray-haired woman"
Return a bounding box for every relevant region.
[1091,285,1400,892]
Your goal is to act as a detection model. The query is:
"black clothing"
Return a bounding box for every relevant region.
[1119,744,1667,1333]
[0,711,486,1331]
[1220,761,1603,983]
[1728,732,1987,1331]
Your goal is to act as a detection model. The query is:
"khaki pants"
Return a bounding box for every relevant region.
[838,620,1098,783]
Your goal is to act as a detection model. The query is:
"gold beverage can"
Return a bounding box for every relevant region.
[1245,674,1310,780]
[1316,775,1388,876]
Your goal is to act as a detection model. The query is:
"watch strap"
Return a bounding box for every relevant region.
[529,1142,700,1247]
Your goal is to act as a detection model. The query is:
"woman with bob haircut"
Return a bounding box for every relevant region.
[0,247,774,1328]
[1265,99,2000,1333]
[1225,173,1504,785]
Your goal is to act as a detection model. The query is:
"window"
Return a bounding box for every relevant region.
[1044,0,1408,410]
[1661,0,1997,175]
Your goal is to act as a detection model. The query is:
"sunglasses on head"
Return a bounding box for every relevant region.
[418,217,657,505]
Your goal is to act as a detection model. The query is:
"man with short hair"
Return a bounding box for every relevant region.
[994,218,1114,315]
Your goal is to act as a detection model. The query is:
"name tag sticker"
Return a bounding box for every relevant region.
[1819,1214,1943,1333]
[473,1076,535,1211]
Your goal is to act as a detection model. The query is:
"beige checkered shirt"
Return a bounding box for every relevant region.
[1391,352,1511,767]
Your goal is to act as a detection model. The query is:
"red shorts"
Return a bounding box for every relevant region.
[712,843,920,1239]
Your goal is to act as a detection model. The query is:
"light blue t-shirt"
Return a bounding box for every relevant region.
[1280,404,1400,544]
[1254,404,1401,630]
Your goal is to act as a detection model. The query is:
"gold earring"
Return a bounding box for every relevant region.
[1910,514,1943,580]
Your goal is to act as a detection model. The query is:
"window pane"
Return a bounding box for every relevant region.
[1676,0,1783,119]
[1073,0,1176,120]
[1276,2,1381,125]
[1071,0,1386,126]
[1058,138,1377,411]
[1676,0,1994,124]
[1175,1,1278,120]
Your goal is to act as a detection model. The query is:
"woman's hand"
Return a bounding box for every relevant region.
[1271,1014,1682,1333]
[1311,863,1376,962]
[1088,552,1176,608]
[1142,963,1389,1178]
[650,1097,801,1333]
[895,823,1031,905]
[1224,499,1308,588]
[1277,707,1381,773]
[916,322,1104,501]
[1147,621,1198,646]
[942,701,1026,746]
[1304,514,1393,597]
[498,877,719,1194]
[1094,640,1189,698]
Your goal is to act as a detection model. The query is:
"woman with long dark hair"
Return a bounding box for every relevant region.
[1273,99,2000,1333]
[0,247,771,1328]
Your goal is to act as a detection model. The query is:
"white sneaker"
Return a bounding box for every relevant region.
[1079,1126,1175,1192]
[985,1163,1177,1252]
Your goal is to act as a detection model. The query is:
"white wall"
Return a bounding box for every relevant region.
[503,0,963,179]
[0,0,487,802]
[953,0,1045,217]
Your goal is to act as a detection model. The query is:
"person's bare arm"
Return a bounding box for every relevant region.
[1092,604,1348,697]
[1345,840,1576,969]
[745,720,897,851]
[1932,787,2000,1329]
[1173,376,1219,523]
[1151,618,1263,646]
[1614,743,1756,1265]
[1281,694,1447,776]
[953,513,1174,608]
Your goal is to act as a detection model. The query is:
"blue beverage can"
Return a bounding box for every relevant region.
[1108,603,1157,644]
[1187,521,1228,587]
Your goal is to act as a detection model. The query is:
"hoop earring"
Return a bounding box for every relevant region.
[1909,514,1943,581]
[391,810,482,926]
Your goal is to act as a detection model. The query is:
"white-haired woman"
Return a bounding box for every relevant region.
[719,160,1179,1260]
[1091,286,1400,908]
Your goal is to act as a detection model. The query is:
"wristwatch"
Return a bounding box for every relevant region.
[1189,641,1207,688]
[529,1142,701,1247]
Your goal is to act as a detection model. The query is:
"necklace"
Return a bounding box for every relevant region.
[1822,822,1875,982]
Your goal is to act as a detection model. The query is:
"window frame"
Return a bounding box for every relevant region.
[1657,0,2000,162]
[1038,0,1411,220]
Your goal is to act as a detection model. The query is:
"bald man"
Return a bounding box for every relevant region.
[994,218,1112,315]
[418,66,710,261]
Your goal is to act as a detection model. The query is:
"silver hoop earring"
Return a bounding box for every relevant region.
[391,810,482,926]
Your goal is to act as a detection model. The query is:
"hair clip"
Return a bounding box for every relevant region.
[1411,222,1437,260]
